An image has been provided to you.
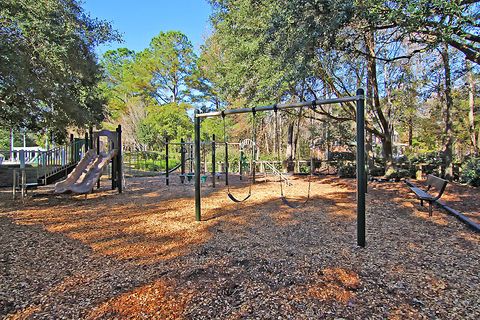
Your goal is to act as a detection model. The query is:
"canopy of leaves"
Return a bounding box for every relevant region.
[132,31,197,104]
[138,102,193,149]
[362,0,480,64]
[0,0,119,133]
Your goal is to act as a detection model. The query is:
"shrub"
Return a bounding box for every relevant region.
[385,168,410,181]
[338,163,356,178]
[328,152,355,161]
[409,152,444,176]
[369,165,385,177]
[460,158,480,187]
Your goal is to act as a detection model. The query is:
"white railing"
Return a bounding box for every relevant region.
[37,140,86,183]
[262,161,291,186]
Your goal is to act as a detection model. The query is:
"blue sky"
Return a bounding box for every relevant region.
[82,0,213,55]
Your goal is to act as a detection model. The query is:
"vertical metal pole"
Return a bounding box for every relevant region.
[85,132,89,151]
[165,136,169,186]
[111,152,116,190]
[189,142,193,173]
[194,111,202,221]
[225,142,229,186]
[89,127,93,150]
[117,125,123,193]
[212,134,216,187]
[69,134,74,164]
[21,169,26,199]
[12,169,16,200]
[356,88,366,248]
[203,143,206,173]
[97,135,101,189]
[111,132,117,191]
[180,138,186,183]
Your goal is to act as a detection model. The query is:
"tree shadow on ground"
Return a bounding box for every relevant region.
[1,176,479,318]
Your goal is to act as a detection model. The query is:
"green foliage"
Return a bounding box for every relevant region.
[99,32,200,150]
[100,48,136,120]
[200,117,232,142]
[138,103,193,149]
[338,163,356,178]
[205,1,293,104]
[0,128,38,150]
[460,158,480,187]
[408,152,444,176]
[385,168,410,181]
[133,31,197,104]
[124,151,180,173]
[409,152,444,166]
[328,152,355,161]
[364,0,480,63]
[0,0,119,132]
[0,129,10,150]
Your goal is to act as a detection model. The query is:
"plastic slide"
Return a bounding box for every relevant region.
[54,149,117,194]
[54,150,97,193]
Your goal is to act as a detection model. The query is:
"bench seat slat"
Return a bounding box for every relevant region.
[410,187,435,200]
[406,174,448,216]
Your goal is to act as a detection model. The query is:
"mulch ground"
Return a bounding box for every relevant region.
[435,181,480,225]
[0,175,479,319]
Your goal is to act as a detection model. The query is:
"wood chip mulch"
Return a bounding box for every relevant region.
[433,181,480,225]
[0,175,479,319]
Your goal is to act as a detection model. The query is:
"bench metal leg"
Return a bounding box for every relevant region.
[428,202,433,217]
[420,199,423,206]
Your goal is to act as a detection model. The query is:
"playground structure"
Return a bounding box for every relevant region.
[54,128,123,195]
[194,90,366,247]
[11,126,123,199]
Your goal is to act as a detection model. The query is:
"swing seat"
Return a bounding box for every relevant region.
[227,192,251,203]
[281,196,310,209]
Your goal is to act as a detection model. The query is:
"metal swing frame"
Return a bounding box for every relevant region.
[194,89,367,247]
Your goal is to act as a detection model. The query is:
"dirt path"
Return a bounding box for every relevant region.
[1,176,479,319]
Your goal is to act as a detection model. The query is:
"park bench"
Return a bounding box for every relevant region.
[405,174,448,216]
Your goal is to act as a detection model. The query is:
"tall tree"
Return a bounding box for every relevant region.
[466,59,478,155]
[0,0,119,134]
[440,44,454,178]
[133,31,197,104]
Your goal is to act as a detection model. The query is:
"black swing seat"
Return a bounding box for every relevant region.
[227,192,251,203]
[281,196,309,208]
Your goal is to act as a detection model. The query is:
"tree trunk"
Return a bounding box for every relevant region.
[440,44,454,179]
[365,30,393,169]
[408,116,413,147]
[365,132,375,172]
[466,59,478,156]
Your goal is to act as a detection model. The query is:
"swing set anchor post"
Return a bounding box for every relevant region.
[194,110,202,221]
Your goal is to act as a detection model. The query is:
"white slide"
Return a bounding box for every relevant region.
[54,149,117,194]
[54,150,97,193]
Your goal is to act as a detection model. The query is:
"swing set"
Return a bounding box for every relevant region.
[194,89,366,247]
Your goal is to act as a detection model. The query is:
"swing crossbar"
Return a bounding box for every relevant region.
[195,96,363,118]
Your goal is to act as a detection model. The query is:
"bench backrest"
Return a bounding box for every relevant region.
[425,174,448,199]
